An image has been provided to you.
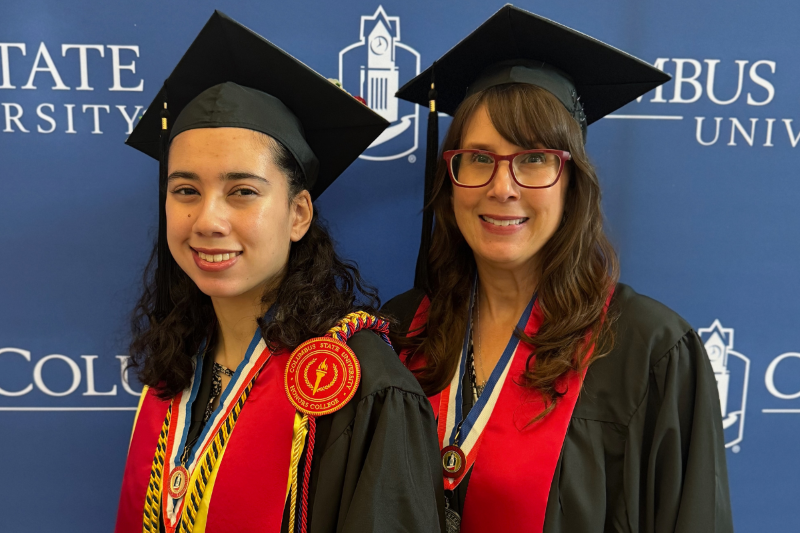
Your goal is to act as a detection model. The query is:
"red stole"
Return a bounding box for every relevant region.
[116,388,170,533]
[114,351,295,533]
[204,351,295,530]
[402,292,611,533]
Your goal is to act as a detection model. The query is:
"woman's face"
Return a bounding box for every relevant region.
[166,128,312,300]
[452,104,569,273]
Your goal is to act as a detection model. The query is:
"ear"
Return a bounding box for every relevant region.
[289,189,313,242]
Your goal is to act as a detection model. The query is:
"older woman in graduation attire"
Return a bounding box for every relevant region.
[114,12,443,533]
[384,6,733,533]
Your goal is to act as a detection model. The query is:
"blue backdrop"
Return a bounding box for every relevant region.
[1,1,798,531]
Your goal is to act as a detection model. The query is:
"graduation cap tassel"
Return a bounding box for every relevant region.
[414,63,438,293]
[155,90,172,322]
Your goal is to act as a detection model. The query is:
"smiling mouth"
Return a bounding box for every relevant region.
[194,250,243,263]
[480,215,529,226]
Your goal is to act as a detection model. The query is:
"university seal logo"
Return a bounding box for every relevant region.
[699,320,751,450]
[285,337,361,416]
[338,6,421,161]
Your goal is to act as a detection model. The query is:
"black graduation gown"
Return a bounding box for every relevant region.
[382,283,734,533]
[175,330,445,533]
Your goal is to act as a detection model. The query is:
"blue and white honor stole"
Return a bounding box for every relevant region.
[438,275,536,489]
[162,317,273,525]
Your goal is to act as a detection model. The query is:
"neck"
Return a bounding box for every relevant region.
[474,257,540,326]
[210,283,275,370]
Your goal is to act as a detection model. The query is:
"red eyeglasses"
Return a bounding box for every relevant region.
[443,149,571,189]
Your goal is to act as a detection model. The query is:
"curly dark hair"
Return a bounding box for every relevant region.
[130,135,381,399]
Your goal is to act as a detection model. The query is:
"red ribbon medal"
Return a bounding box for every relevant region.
[284,337,361,416]
[167,465,189,499]
[441,445,466,478]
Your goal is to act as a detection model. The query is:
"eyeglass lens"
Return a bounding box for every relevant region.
[450,152,561,187]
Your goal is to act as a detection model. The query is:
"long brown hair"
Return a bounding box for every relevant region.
[130,137,382,399]
[395,84,619,416]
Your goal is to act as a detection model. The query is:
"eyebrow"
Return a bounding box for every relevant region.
[167,171,269,184]
[462,143,496,151]
[462,142,542,151]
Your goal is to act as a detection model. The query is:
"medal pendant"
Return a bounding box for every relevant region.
[441,445,466,478]
[167,465,190,499]
[445,507,462,533]
[444,494,462,533]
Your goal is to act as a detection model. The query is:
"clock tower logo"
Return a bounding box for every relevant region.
[699,320,751,450]
[338,6,421,161]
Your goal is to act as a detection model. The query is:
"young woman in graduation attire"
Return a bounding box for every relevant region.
[384,6,733,533]
[114,12,443,533]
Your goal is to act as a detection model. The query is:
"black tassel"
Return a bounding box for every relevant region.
[155,86,172,322]
[414,63,438,293]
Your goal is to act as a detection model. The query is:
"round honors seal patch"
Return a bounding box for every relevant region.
[285,337,361,416]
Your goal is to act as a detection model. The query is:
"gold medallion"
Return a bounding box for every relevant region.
[441,445,466,478]
[167,465,189,499]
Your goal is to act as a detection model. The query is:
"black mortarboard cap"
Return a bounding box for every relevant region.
[128,10,388,199]
[127,11,389,319]
[396,4,670,291]
[397,4,670,130]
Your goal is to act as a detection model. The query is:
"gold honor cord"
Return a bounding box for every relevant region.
[284,311,390,533]
[178,379,255,533]
[287,413,310,531]
[143,377,258,533]
[143,406,172,533]
[285,313,366,530]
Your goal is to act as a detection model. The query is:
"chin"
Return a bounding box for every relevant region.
[183,274,256,299]
[475,244,535,266]
[193,281,251,299]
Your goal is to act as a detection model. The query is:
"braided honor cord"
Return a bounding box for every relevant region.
[288,311,391,533]
[143,406,172,533]
[177,378,258,533]
[143,375,259,533]
[328,311,391,345]
[287,412,309,532]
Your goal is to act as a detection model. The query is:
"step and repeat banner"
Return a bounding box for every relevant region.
[1,0,798,531]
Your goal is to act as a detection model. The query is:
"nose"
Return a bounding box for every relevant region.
[193,196,231,237]
[486,159,520,202]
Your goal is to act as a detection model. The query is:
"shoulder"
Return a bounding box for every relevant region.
[611,283,694,367]
[575,283,701,423]
[347,329,426,398]
[382,288,427,334]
